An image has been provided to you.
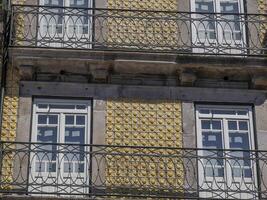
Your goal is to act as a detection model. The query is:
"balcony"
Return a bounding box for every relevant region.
[0,141,267,199]
[8,4,267,57]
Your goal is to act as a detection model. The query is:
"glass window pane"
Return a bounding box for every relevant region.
[199,109,210,114]
[228,121,237,130]
[237,111,247,116]
[35,162,45,172]
[229,132,249,149]
[65,127,85,144]
[220,1,239,13]
[70,0,88,7]
[47,162,57,172]
[202,131,223,149]
[76,105,86,110]
[213,110,236,115]
[212,120,221,130]
[38,115,47,124]
[239,121,248,130]
[37,127,57,143]
[244,168,252,178]
[75,163,85,173]
[48,115,58,124]
[201,120,211,129]
[38,104,48,109]
[64,162,73,173]
[66,115,74,125]
[196,0,214,12]
[50,104,75,109]
[76,116,85,125]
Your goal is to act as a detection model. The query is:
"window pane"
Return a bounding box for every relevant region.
[65,127,85,161]
[212,120,221,130]
[64,162,73,173]
[213,110,236,115]
[229,132,249,149]
[239,121,248,130]
[38,104,48,109]
[228,121,237,130]
[75,163,85,173]
[76,116,85,125]
[37,127,58,162]
[76,105,86,110]
[201,120,211,129]
[37,127,57,143]
[50,104,75,109]
[47,162,57,172]
[49,115,58,124]
[65,127,85,144]
[35,162,45,172]
[195,0,214,12]
[66,115,74,125]
[202,131,223,149]
[70,0,88,7]
[38,115,47,124]
[199,109,210,114]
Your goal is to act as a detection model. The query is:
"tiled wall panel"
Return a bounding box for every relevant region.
[1,0,24,190]
[107,0,179,49]
[105,99,183,194]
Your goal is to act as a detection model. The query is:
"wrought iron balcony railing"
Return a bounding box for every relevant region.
[0,141,267,199]
[8,4,267,57]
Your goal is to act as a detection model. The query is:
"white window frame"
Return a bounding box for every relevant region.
[29,98,91,195]
[191,0,247,54]
[196,104,258,199]
[38,0,93,48]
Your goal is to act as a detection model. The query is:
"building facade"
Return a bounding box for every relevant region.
[0,0,267,199]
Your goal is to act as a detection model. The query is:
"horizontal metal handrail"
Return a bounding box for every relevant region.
[0,141,266,199]
[1,140,267,152]
[11,4,267,16]
[8,5,267,57]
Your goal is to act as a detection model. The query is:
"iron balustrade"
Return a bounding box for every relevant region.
[8,4,267,57]
[0,141,266,199]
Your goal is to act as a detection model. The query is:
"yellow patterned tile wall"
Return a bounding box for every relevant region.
[108,0,177,10]
[0,65,20,190]
[105,99,183,196]
[258,0,267,43]
[107,0,179,50]
[0,1,24,190]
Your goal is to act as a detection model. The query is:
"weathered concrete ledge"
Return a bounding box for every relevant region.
[9,48,267,66]
[11,48,267,88]
[20,81,267,105]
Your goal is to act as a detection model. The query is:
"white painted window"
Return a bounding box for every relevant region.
[196,105,258,199]
[38,0,93,48]
[191,0,246,54]
[29,99,91,195]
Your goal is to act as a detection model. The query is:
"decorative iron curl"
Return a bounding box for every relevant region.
[9,5,267,56]
[0,141,266,199]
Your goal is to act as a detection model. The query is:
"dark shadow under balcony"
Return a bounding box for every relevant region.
[8,4,267,57]
[0,141,267,199]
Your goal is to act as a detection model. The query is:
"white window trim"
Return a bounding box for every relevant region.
[196,104,255,150]
[195,104,258,199]
[29,98,91,195]
[32,98,91,144]
[191,0,247,54]
[38,0,93,48]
